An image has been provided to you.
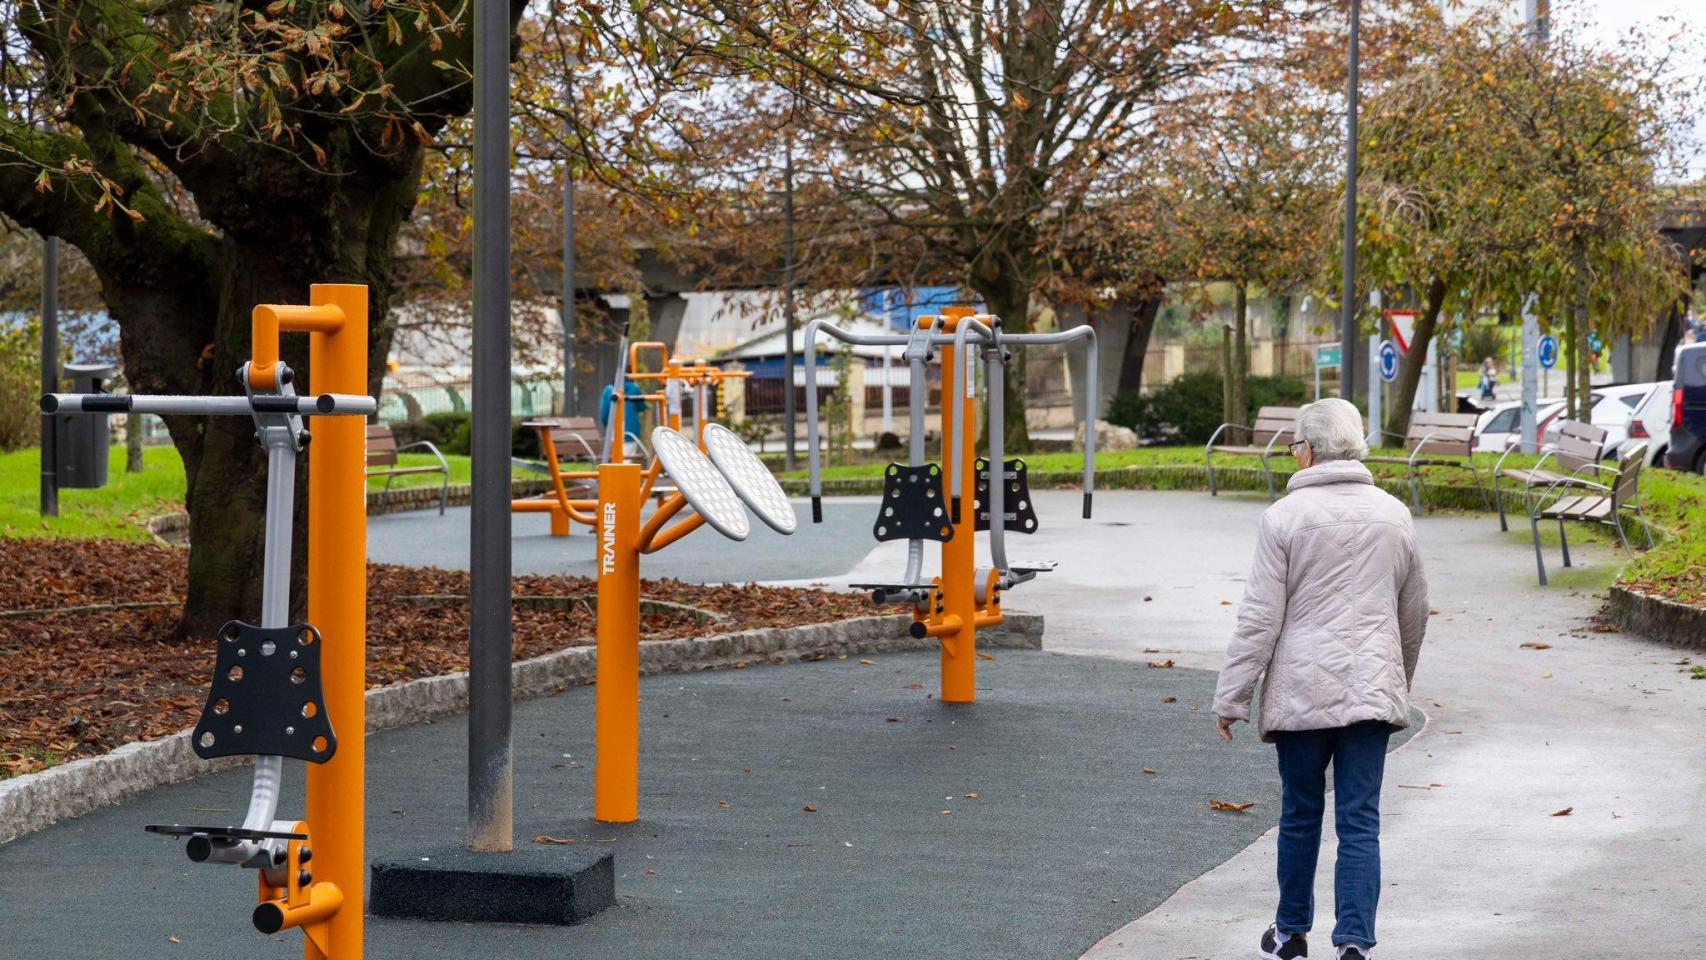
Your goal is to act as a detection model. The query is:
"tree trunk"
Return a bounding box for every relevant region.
[1383,276,1448,443]
[1574,247,1593,424]
[1231,283,1250,442]
[102,181,413,640]
[125,412,145,473]
[1220,324,1234,433]
[1115,293,1163,395]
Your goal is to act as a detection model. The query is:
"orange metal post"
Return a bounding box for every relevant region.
[299,284,367,960]
[595,462,643,823]
[938,307,980,704]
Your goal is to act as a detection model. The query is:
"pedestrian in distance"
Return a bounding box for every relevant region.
[1478,357,1498,401]
[1213,398,1430,960]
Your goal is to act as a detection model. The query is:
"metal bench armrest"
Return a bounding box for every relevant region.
[1203,421,1252,453]
[395,439,451,473]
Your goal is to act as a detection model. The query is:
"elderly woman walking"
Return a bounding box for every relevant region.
[1213,398,1429,960]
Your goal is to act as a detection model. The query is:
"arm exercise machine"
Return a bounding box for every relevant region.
[511,339,750,537]
[593,420,795,823]
[45,286,374,960]
[802,306,1099,703]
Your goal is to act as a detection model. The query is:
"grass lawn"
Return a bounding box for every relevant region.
[0,445,496,541]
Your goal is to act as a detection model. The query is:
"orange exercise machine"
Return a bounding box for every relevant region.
[45,285,374,960]
[592,420,796,823]
[802,306,1099,702]
[510,340,751,537]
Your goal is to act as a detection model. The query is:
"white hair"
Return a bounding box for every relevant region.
[1295,398,1368,462]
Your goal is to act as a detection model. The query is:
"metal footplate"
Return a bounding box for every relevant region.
[192,621,337,764]
[1006,560,1057,585]
[973,458,1039,533]
[848,581,935,604]
[873,462,951,542]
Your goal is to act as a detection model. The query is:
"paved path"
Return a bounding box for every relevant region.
[1,651,1320,960]
[6,488,1702,959]
[368,497,876,582]
[785,490,1706,958]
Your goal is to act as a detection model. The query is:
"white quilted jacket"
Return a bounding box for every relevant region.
[1212,459,1429,741]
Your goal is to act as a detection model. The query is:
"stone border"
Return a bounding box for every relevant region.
[0,612,1041,845]
[1605,586,1706,650]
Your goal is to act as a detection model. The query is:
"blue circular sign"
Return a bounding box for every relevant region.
[1538,335,1559,370]
[1378,340,1399,383]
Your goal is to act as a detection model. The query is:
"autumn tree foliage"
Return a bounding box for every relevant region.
[1356,13,1692,433]
[579,0,1318,451]
[0,0,526,634]
[1156,78,1339,436]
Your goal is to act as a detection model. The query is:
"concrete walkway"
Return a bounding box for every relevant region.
[787,490,1706,959]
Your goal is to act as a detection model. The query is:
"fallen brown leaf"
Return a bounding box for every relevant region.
[718,800,732,809]
[533,835,575,845]
[1142,766,1156,775]
[975,652,996,661]
[1209,800,1256,814]
[168,937,181,945]
[803,805,817,813]
[885,716,904,723]
[1147,659,1176,669]
[1161,696,1178,704]
[1551,806,1573,817]
[964,792,979,799]
[1519,642,1553,650]
[858,659,876,665]
[939,810,952,816]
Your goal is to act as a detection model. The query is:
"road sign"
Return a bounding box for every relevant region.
[1538,335,1559,370]
[1385,310,1420,353]
[1378,340,1399,383]
[1315,344,1342,368]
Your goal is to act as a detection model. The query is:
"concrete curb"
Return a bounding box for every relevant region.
[1605,585,1706,651]
[0,613,1041,845]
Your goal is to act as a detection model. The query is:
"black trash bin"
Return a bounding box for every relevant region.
[55,362,117,489]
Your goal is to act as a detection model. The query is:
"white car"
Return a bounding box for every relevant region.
[1587,383,1658,457]
[1473,398,1565,454]
[1616,380,1673,466]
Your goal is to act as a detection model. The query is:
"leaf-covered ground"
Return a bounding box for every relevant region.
[0,539,871,777]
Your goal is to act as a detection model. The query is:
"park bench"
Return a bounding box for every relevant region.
[366,423,450,514]
[1491,419,1608,532]
[1204,405,1300,500]
[1364,411,1488,514]
[1527,444,1653,586]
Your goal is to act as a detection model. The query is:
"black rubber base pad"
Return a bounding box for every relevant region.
[369,844,614,925]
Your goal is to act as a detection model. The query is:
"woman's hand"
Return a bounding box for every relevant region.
[1216,715,1236,742]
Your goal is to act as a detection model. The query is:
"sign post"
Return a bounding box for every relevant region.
[1314,344,1342,401]
[1538,334,1558,399]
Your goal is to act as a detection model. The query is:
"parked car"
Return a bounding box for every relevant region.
[1586,383,1656,457]
[1665,343,1706,473]
[1616,380,1673,467]
[1473,398,1565,454]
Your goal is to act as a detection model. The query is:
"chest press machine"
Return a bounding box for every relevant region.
[802,306,1099,703]
[43,286,373,960]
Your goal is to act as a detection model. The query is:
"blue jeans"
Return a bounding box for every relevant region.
[1272,720,1392,950]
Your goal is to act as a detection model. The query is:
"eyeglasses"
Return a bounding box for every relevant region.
[1288,440,1309,456]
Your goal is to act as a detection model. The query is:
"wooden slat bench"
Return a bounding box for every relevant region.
[1528,444,1653,586]
[366,423,450,515]
[1204,405,1301,500]
[1364,411,1488,514]
[1491,419,1608,532]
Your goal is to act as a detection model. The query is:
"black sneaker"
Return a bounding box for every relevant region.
[1335,947,1368,960]
[1260,924,1307,959]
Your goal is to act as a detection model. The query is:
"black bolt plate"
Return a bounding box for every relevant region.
[191,620,337,764]
[144,824,307,842]
[974,458,1039,534]
[872,462,952,542]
